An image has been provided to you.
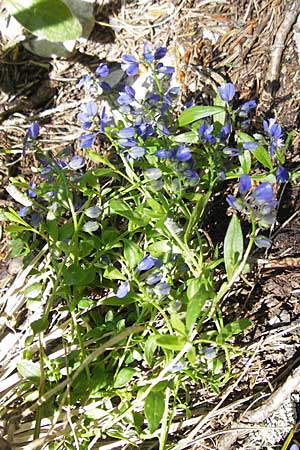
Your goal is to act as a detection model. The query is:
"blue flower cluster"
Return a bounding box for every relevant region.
[116,253,171,300]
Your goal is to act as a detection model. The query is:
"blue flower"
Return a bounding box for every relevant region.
[95,63,109,77]
[290,445,300,450]
[135,121,154,138]
[223,147,240,157]
[121,55,139,76]
[77,101,98,129]
[183,169,200,186]
[23,122,40,154]
[176,145,192,162]
[99,106,107,133]
[77,74,93,91]
[239,100,256,116]
[263,118,283,155]
[117,86,136,106]
[145,168,162,181]
[28,122,40,139]
[79,132,98,148]
[69,155,86,170]
[137,254,161,271]
[254,235,272,249]
[226,195,242,211]
[127,146,146,159]
[119,138,137,147]
[154,47,167,60]
[143,41,154,62]
[28,181,37,198]
[116,280,130,298]
[276,166,289,183]
[243,141,258,150]
[156,63,175,75]
[218,82,235,105]
[118,127,136,138]
[239,174,252,195]
[219,121,231,141]
[145,272,162,285]
[154,282,171,297]
[19,206,30,217]
[252,182,274,205]
[198,120,216,144]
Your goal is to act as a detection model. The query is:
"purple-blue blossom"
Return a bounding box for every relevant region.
[276,166,289,183]
[219,121,231,141]
[154,47,167,60]
[28,182,37,198]
[198,121,216,144]
[176,145,192,162]
[254,235,272,249]
[121,55,139,76]
[154,282,171,297]
[116,280,130,298]
[77,101,98,129]
[156,63,175,75]
[118,127,136,139]
[127,146,146,159]
[69,155,86,170]
[263,118,283,155]
[218,82,235,105]
[143,41,154,62]
[239,174,252,195]
[95,63,109,77]
[77,74,93,91]
[243,141,258,150]
[28,123,40,139]
[251,182,275,205]
[239,100,256,116]
[145,272,162,285]
[79,132,98,149]
[137,254,161,271]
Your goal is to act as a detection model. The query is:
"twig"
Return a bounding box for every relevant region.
[265,1,300,86]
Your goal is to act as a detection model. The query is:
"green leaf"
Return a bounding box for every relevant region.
[186,296,206,336]
[64,265,96,286]
[24,282,42,299]
[4,209,31,227]
[110,200,150,227]
[238,150,251,174]
[86,150,116,170]
[123,239,143,269]
[103,265,127,281]
[216,318,252,344]
[17,359,41,379]
[144,391,165,434]
[156,335,186,351]
[178,106,224,127]
[172,131,199,144]
[100,295,136,306]
[144,335,158,366]
[5,0,82,42]
[251,145,273,170]
[186,279,214,335]
[147,240,172,256]
[47,219,58,242]
[31,318,49,333]
[114,367,136,388]
[213,92,226,125]
[224,215,244,280]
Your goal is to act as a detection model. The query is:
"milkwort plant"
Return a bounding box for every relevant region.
[3,43,291,448]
